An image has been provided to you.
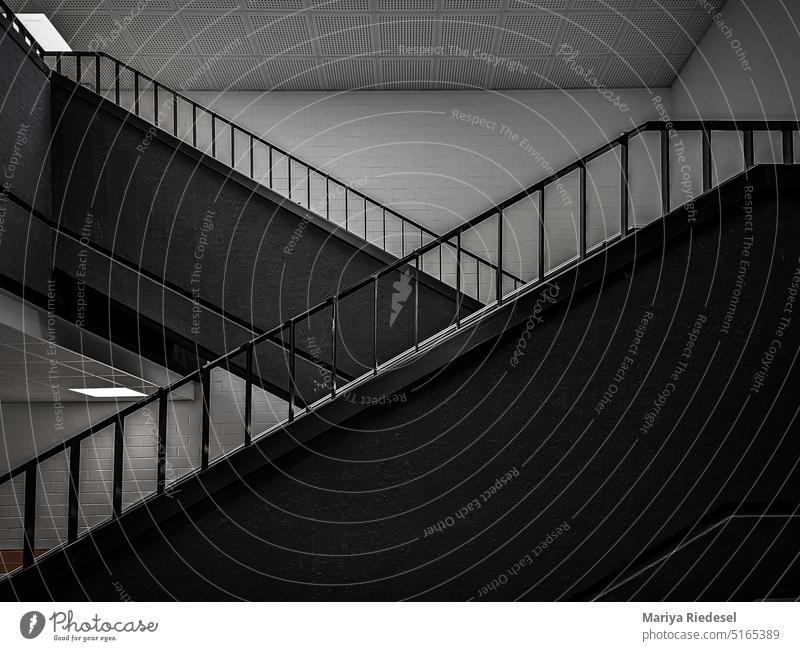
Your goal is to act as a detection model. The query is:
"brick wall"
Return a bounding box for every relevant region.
[0,368,286,551]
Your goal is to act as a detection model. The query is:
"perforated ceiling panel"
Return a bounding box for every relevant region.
[13,0,727,90]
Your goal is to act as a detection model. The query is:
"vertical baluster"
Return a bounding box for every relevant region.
[244,344,253,446]
[326,178,331,220]
[414,256,420,350]
[201,367,210,470]
[456,231,462,328]
[477,257,481,303]
[579,163,587,259]
[173,93,178,137]
[783,128,794,164]
[661,127,670,215]
[364,197,368,240]
[153,82,158,128]
[373,275,379,373]
[114,60,120,105]
[743,129,754,168]
[95,54,100,94]
[231,124,235,168]
[496,209,503,305]
[288,321,296,422]
[383,209,386,250]
[702,128,712,192]
[76,54,81,86]
[56,53,61,73]
[620,140,629,235]
[269,147,273,188]
[192,104,197,147]
[112,416,124,517]
[538,189,545,280]
[211,115,216,159]
[249,136,254,179]
[134,72,139,115]
[67,442,80,543]
[22,466,36,568]
[344,187,348,229]
[401,220,405,257]
[330,296,338,398]
[308,169,312,209]
[288,157,292,203]
[157,389,167,494]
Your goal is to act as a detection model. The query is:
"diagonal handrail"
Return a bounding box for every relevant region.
[2,116,796,576]
[38,46,523,286]
[3,0,799,580]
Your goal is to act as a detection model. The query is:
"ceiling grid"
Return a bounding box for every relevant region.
[8,0,727,91]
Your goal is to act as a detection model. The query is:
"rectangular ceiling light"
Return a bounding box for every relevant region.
[16,14,71,52]
[69,387,148,398]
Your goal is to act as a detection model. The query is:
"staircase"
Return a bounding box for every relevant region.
[2,0,800,600]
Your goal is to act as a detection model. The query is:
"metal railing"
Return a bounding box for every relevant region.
[2,117,796,576]
[3,0,800,579]
[38,48,520,287]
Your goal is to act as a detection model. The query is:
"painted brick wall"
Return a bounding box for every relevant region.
[0,369,286,551]
[98,86,671,296]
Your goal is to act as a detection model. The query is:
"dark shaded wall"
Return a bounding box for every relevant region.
[0,20,51,294]
[6,169,799,601]
[49,77,471,385]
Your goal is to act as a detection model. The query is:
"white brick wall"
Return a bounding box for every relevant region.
[98,86,671,298]
[0,368,286,551]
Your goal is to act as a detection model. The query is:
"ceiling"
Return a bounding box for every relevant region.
[0,323,158,402]
[9,0,726,91]
[0,290,189,403]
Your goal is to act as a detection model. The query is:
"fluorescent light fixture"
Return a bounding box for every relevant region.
[69,387,148,398]
[16,14,71,52]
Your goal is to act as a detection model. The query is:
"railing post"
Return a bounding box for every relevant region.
[95,53,100,94]
[382,208,386,249]
[538,189,545,279]
[414,256,420,350]
[456,231,462,328]
[22,465,37,568]
[231,125,236,168]
[112,416,124,517]
[250,136,254,179]
[68,441,81,543]
[344,187,348,230]
[309,169,313,210]
[743,129,754,168]
[373,275,379,372]
[115,60,120,105]
[269,147,273,188]
[620,140,629,235]
[496,209,504,305]
[579,163,587,259]
[287,321,296,422]
[173,92,178,137]
[783,128,794,164]
[134,72,139,115]
[192,104,197,147]
[201,366,211,469]
[702,128,712,192]
[244,344,253,446]
[661,127,670,215]
[211,115,216,159]
[327,178,331,220]
[331,296,338,397]
[153,82,158,128]
[288,157,293,203]
[157,388,168,494]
